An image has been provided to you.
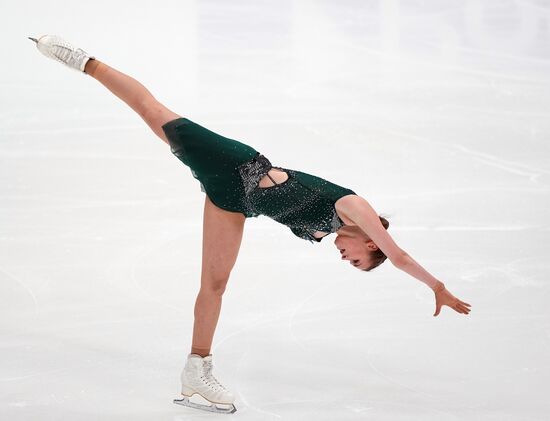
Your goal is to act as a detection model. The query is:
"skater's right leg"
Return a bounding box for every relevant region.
[31,35,181,144]
[84,59,181,145]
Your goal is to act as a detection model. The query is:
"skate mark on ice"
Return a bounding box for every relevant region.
[287,282,333,351]
[0,265,38,314]
[377,127,549,183]
[362,348,437,400]
[345,42,550,85]
[1,124,144,137]
[126,232,190,314]
[0,367,71,382]
[385,186,548,201]
[234,352,283,418]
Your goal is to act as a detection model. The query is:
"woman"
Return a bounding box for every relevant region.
[29,35,471,415]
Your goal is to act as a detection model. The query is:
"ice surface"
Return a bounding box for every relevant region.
[1,0,549,420]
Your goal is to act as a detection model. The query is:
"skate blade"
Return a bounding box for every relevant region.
[174,395,237,414]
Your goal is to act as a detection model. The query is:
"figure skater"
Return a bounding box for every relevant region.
[29,35,472,415]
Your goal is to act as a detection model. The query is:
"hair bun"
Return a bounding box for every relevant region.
[379,215,390,230]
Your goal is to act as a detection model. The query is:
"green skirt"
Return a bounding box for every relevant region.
[161,117,260,215]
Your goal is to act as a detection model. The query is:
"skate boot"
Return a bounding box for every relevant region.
[173,353,237,414]
[28,35,95,74]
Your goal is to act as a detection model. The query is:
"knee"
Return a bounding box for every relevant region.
[139,99,180,127]
[138,99,162,123]
[139,101,181,144]
[200,274,230,296]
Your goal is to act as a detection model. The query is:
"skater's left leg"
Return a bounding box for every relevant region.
[84,59,181,144]
[191,196,246,357]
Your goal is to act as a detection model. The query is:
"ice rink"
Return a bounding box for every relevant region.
[1,1,549,420]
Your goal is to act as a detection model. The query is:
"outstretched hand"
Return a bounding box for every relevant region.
[433,281,471,316]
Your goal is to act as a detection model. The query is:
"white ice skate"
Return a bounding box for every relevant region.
[28,35,95,74]
[174,353,237,414]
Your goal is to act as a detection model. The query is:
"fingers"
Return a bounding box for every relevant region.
[454,302,471,314]
[434,302,472,316]
[433,293,473,317]
[457,300,471,314]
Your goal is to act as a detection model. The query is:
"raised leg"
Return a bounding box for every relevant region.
[191,196,246,357]
[84,59,181,144]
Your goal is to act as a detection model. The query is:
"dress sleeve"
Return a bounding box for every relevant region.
[290,226,322,243]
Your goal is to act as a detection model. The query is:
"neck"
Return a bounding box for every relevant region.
[337,224,367,239]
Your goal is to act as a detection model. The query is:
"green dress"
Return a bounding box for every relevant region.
[162,117,357,243]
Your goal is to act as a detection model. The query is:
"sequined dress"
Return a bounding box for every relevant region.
[161,117,357,243]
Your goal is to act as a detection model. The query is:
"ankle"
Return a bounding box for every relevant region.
[191,347,211,358]
[84,58,100,76]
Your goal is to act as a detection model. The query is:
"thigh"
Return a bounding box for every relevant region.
[200,195,246,290]
[140,99,182,145]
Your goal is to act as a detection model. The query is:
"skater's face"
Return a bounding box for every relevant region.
[334,233,378,271]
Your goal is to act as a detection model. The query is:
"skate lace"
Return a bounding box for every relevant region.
[46,37,87,64]
[203,360,229,392]
[49,38,75,60]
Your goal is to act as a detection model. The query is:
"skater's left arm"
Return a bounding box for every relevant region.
[337,195,471,316]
